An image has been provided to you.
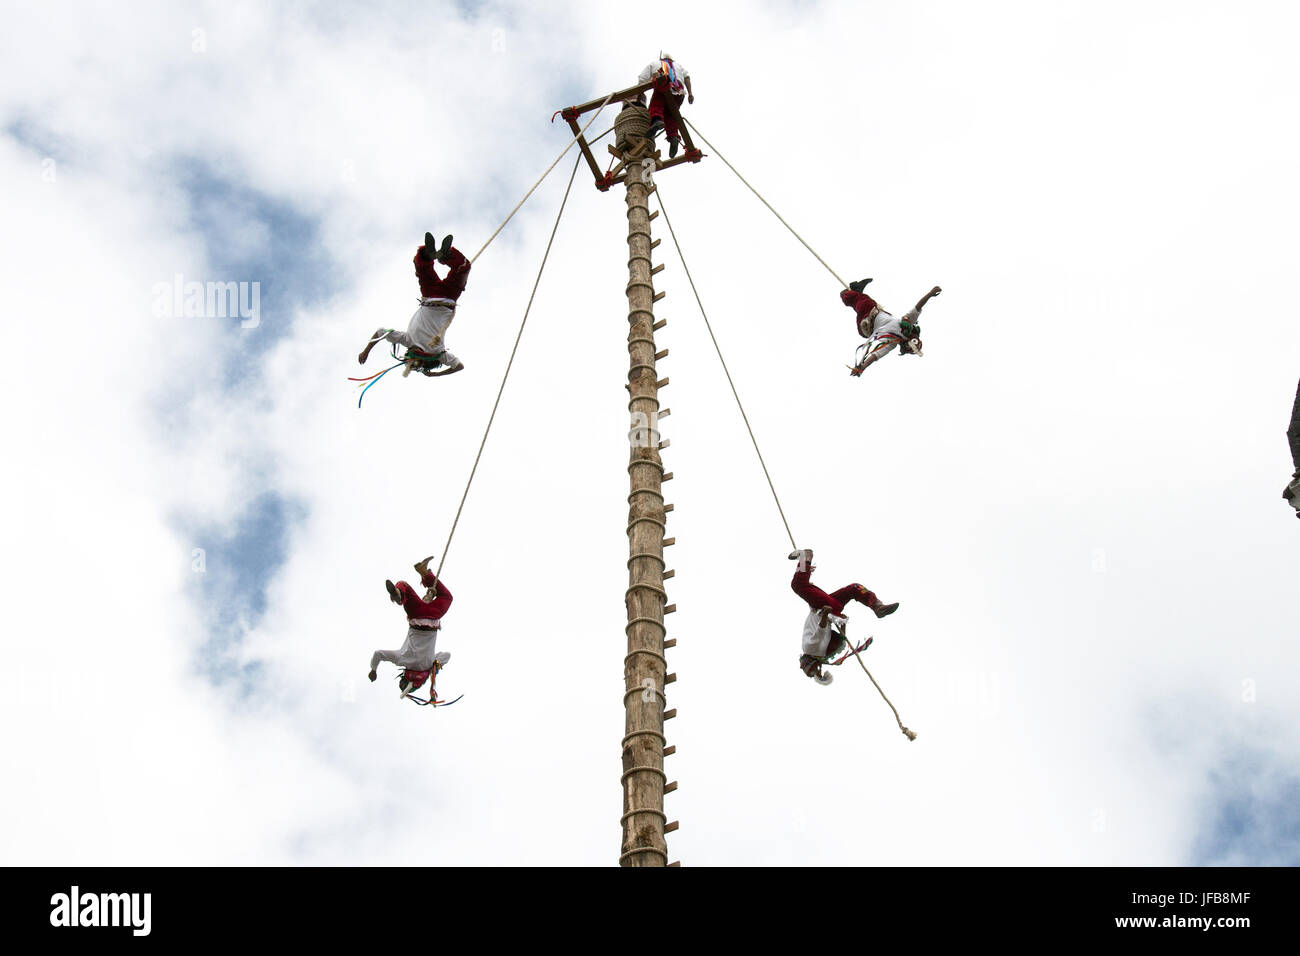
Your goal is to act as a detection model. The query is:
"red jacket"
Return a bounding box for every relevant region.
[841,289,879,336]
[395,570,453,622]
[414,245,471,301]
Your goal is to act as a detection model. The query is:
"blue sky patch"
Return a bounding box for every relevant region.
[1190,746,1300,865]
[187,491,305,693]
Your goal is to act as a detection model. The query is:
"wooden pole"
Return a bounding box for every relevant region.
[620,139,670,867]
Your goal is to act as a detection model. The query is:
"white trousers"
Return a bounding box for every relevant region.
[370,627,451,672]
[384,303,460,366]
[400,303,453,347]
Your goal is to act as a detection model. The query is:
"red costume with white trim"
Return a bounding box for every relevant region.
[394,569,453,626]
[375,244,472,363]
[413,245,471,301]
[841,287,924,375]
[369,570,454,675]
[791,568,884,619]
[841,288,884,337]
[789,553,896,669]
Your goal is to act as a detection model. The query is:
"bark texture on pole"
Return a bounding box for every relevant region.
[620,151,670,867]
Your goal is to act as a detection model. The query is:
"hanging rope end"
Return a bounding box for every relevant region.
[902,727,917,741]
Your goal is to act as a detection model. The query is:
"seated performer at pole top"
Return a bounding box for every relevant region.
[1285,377,1300,519]
[841,278,942,377]
[637,53,694,158]
[358,232,469,377]
[368,555,453,697]
[789,549,898,684]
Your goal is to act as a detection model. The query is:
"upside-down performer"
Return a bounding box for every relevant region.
[358,232,468,378]
[788,549,898,684]
[841,278,942,377]
[368,555,453,699]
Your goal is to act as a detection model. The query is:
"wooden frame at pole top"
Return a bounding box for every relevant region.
[555,80,704,191]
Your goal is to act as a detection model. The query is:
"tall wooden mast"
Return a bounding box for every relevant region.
[557,85,702,867]
[619,104,676,867]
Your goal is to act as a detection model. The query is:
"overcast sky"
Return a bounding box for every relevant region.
[3,0,1298,866]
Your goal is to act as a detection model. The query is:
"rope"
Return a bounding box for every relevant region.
[841,639,917,741]
[469,94,614,265]
[433,153,583,584]
[681,117,848,289]
[653,185,798,552]
[650,179,915,743]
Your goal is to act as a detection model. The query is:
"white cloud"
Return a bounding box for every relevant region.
[3,0,1299,866]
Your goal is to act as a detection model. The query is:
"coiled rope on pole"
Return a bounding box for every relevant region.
[681,117,848,289]
[653,185,797,552]
[434,154,583,583]
[469,93,614,266]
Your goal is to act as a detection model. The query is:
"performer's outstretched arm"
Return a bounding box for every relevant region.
[913,285,942,314]
[423,361,464,377]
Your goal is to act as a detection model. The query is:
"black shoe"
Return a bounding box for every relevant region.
[849,278,873,292]
[437,235,453,262]
[648,117,664,137]
[419,232,436,261]
[668,137,679,158]
[385,580,401,604]
[874,602,899,619]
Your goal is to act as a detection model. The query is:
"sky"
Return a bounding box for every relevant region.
[2,0,1298,866]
